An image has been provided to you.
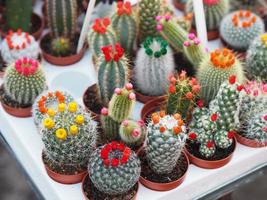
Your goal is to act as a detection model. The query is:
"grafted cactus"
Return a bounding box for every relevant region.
[89,141,140,195]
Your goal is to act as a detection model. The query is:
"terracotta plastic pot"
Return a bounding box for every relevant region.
[185,138,236,169]
[82,174,139,200]
[1,101,32,117]
[40,33,86,66]
[173,0,185,11]
[42,158,86,184]
[135,91,164,104]
[139,151,189,191]
[235,133,267,148]
[141,96,166,122]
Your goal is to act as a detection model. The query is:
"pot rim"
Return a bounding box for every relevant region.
[235,132,267,148]
[1,100,32,117]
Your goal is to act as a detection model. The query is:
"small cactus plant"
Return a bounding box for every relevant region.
[42,102,98,170]
[186,0,230,33]
[220,10,264,51]
[97,43,130,106]
[51,37,71,57]
[138,0,161,42]
[146,113,187,174]
[197,48,245,104]
[89,141,141,195]
[246,34,267,82]
[32,91,74,125]
[111,1,137,55]
[134,36,175,96]
[1,30,39,64]
[166,71,201,119]
[3,57,46,105]
[87,17,117,57]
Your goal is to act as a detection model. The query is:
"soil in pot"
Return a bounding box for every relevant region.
[139,149,188,184]
[186,140,235,161]
[82,174,138,200]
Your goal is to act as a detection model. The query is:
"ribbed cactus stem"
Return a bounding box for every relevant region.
[108,83,135,123]
[183,33,207,67]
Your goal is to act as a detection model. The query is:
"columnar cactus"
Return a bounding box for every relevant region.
[186,0,229,32]
[87,17,117,57]
[97,43,130,106]
[3,58,46,105]
[134,36,175,96]
[210,75,243,131]
[183,33,207,67]
[197,48,245,104]
[42,102,98,168]
[32,91,74,125]
[166,71,201,119]
[1,30,39,64]
[51,37,71,57]
[111,1,137,55]
[119,119,146,147]
[89,141,140,195]
[108,83,136,123]
[146,113,187,174]
[156,15,188,53]
[138,0,160,42]
[220,10,264,51]
[46,0,78,38]
[6,0,32,32]
[246,34,267,82]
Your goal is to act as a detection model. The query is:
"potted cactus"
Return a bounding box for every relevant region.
[82,141,140,200]
[83,43,130,120]
[138,112,189,191]
[41,102,98,184]
[0,0,44,39]
[220,10,265,52]
[41,0,85,65]
[0,57,46,117]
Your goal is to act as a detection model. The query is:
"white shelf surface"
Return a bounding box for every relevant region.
[0,1,267,200]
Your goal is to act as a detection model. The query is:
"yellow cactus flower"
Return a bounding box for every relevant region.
[58,103,66,112]
[43,118,54,129]
[75,115,84,125]
[70,125,78,135]
[56,128,67,140]
[47,108,56,117]
[60,38,66,45]
[68,102,77,113]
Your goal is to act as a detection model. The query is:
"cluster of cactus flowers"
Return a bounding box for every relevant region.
[134,36,175,96]
[89,141,140,195]
[166,71,201,119]
[42,101,98,168]
[197,48,245,104]
[3,57,46,105]
[246,33,267,82]
[146,112,187,174]
[87,17,117,57]
[1,30,39,64]
[97,43,130,106]
[220,10,264,51]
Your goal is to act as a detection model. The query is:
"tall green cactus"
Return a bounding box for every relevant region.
[4,58,46,105]
[111,1,137,55]
[6,0,32,32]
[197,48,245,104]
[97,43,130,106]
[46,0,78,38]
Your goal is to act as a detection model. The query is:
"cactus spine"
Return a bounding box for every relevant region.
[166,71,201,119]
[134,36,175,96]
[138,0,160,42]
[87,17,117,57]
[197,48,245,104]
[146,113,187,174]
[6,0,32,32]
[111,1,137,55]
[3,58,46,105]
[89,141,140,195]
[246,34,267,82]
[220,10,264,51]
[97,43,130,106]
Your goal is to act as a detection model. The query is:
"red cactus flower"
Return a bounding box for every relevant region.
[264,115,267,121]
[118,143,125,151]
[100,148,109,159]
[227,131,235,139]
[111,158,119,167]
[192,85,201,93]
[237,85,244,91]
[169,84,176,94]
[101,43,124,62]
[117,1,132,16]
[197,99,204,108]
[111,141,118,150]
[211,113,218,122]
[189,132,197,140]
[103,159,110,166]
[206,141,214,148]
[229,75,236,85]
[185,92,194,99]
[121,155,129,164]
